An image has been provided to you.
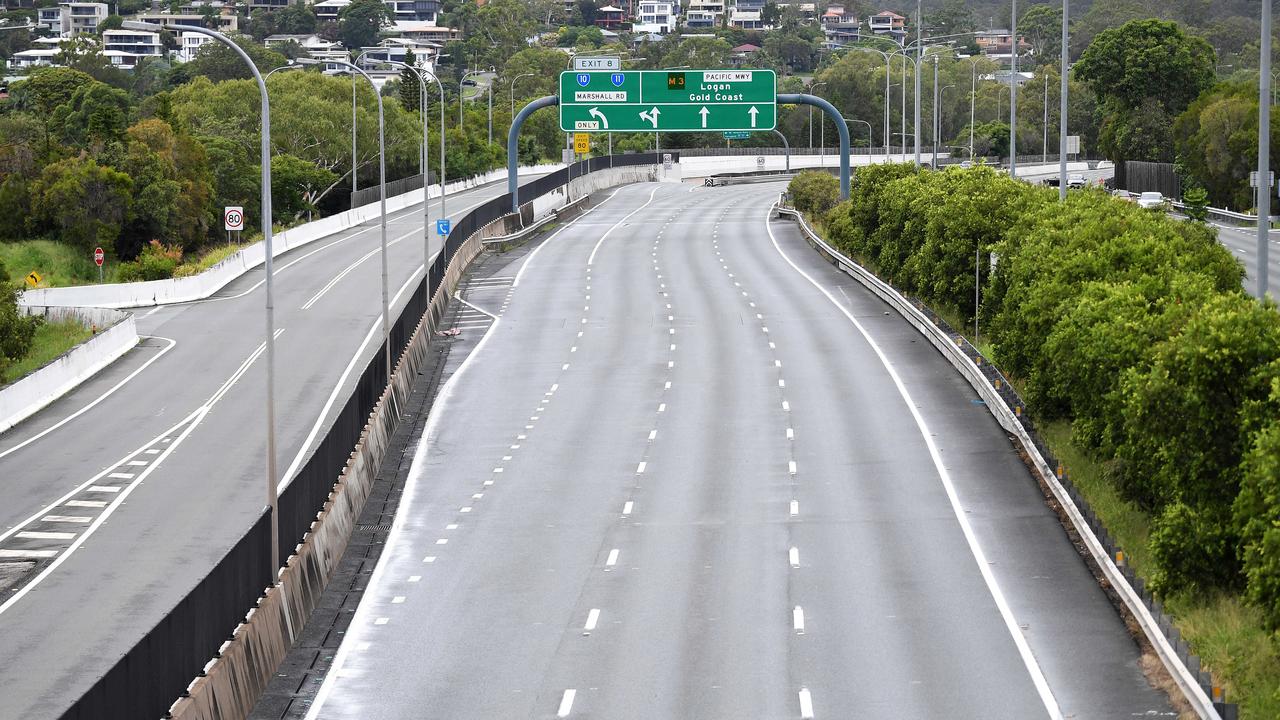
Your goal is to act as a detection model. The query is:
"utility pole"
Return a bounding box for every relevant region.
[914,0,923,167]
[1042,72,1048,164]
[933,56,939,165]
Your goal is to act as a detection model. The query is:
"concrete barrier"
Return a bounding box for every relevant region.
[19,164,564,310]
[0,306,136,433]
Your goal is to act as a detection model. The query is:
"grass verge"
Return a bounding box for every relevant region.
[2,319,94,385]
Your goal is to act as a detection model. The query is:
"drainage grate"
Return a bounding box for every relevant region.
[356,523,393,531]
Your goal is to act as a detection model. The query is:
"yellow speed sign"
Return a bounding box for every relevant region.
[573,133,590,154]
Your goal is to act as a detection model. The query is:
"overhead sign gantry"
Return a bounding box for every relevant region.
[558,69,777,133]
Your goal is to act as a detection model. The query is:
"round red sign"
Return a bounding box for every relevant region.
[94,247,105,267]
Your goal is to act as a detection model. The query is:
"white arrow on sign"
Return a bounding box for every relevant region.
[589,107,609,129]
[639,106,661,128]
[698,106,709,128]
[748,106,759,128]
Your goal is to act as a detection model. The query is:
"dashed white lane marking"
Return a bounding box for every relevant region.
[778,379,786,388]
[636,462,647,474]
[144,449,160,454]
[622,501,634,516]
[557,689,577,717]
[65,500,106,508]
[423,556,436,563]
[605,549,620,567]
[799,687,815,718]
[658,403,666,412]
[584,608,601,631]
[391,596,406,604]
[764,206,1064,719]
[107,472,134,480]
[17,531,75,541]
[435,538,448,545]
[790,500,799,517]
[793,606,806,633]
[87,486,121,493]
[374,617,389,626]
[460,506,472,513]
[789,460,797,475]
[782,401,790,411]
[41,516,90,524]
[786,428,794,440]
[664,381,671,389]
[445,524,458,530]
[789,547,801,568]
[408,575,421,582]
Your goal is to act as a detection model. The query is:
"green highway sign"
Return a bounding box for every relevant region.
[723,131,751,140]
[559,69,776,133]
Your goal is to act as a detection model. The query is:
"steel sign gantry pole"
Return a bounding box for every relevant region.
[126,19,280,578]
[509,96,560,212]
[780,93,850,198]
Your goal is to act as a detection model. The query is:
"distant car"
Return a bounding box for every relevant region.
[1137,191,1167,209]
[1043,176,1061,187]
[958,160,973,169]
[1068,173,1087,189]
[462,79,477,86]
[1111,189,1135,202]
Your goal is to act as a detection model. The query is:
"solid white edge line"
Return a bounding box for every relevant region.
[0,336,177,460]
[763,206,1064,719]
[512,185,631,288]
[279,264,425,491]
[586,186,662,266]
[303,290,504,720]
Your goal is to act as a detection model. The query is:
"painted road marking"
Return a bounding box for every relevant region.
[648,430,657,440]
[789,461,797,475]
[41,516,90,524]
[790,500,799,516]
[636,462,646,474]
[374,617,389,626]
[557,689,576,717]
[605,549,619,568]
[65,500,106,508]
[789,547,800,568]
[423,556,436,563]
[87,486,121,493]
[17,531,75,541]
[408,575,421,582]
[793,606,805,633]
[391,596,405,604]
[584,608,600,631]
[787,428,794,440]
[622,501,633,516]
[107,473,134,480]
[0,549,56,559]
[799,687,815,718]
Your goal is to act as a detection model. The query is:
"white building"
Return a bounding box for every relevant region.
[136,11,239,34]
[683,0,723,29]
[635,0,678,34]
[36,6,63,34]
[313,0,349,22]
[60,2,108,36]
[728,7,761,29]
[387,20,458,46]
[10,47,59,69]
[177,31,213,62]
[102,29,163,60]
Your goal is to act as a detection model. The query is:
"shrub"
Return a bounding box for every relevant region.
[1235,405,1280,629]
[1183,185,1209,222]
[1150,501,1242,595]
[787,170,840,217]
[117,239,182,282]
[0,260,40,377]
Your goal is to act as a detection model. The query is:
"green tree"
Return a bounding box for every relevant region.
[270,153,338,221]
[97,14,123,33]
[1073,19,1215,163]
[0,259,40,378]
[1234,383,1280,629]
[338,0,392,51]
[9,66,95,118]
[1018,4,1062,66]
[184,33,288,81]
[29,156,133,252]
[399,48,421,115]
[660,36,732,69]
[1173,82,1280,211]
[117,118,215,256]
[50,80,132,148]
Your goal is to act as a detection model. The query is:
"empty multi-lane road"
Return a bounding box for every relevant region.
[304,182,1174,719]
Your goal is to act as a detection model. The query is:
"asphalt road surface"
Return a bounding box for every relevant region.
[304,182,1175,719]
[0,177,528,719]
[1211,223,1280,298]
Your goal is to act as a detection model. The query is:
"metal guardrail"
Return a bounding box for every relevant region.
[1169,200,1278,226]
[775,200,1236,720]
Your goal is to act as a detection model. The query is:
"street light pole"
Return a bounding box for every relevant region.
[383,60,432,271]
[931,56,938,165]
[970,59,977,159]
[914,0,923,167]
[510,71,535,134]
[1060,0,1069,201]
[1043,71,1049,164]
[1259,0,1271,298]
[1010,0,1018,178]
[127,19,279,578]
[937,84,955,163]
[307,58,392,382]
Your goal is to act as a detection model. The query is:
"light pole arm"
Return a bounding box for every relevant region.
[508,95,559,212]
[779,93,850,199]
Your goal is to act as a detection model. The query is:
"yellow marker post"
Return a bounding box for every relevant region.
[25,270,41,287]
[573,133,590,155]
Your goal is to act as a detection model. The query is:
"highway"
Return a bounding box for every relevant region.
[304,181,1175,719]
[0,177,527,718]
[1211,223,1280,298]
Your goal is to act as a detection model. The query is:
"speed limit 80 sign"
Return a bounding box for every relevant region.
[224,206,245,232]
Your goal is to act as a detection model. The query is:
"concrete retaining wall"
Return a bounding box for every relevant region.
[19,164,563,310]
[0,306,136,434]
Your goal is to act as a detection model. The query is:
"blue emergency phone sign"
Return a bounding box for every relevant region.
[436,218,451,236]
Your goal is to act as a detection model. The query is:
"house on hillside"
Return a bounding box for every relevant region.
[868,9,905,44]
[821,4,858,48]
[729,42,759,66]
